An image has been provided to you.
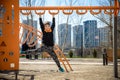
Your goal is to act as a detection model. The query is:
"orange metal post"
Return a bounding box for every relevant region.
[0,0,19,70]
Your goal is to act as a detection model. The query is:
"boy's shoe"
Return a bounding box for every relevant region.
[59,67,65,72]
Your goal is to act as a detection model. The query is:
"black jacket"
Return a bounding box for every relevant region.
[39,17,55,47]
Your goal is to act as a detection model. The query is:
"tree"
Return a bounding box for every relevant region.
[93,0,114,48]
[60,0,84,51]
[61,0,72,52]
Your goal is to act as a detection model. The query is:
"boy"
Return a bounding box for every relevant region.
[37,15,64,72]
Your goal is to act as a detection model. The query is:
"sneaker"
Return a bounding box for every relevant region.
[59,67,65,72]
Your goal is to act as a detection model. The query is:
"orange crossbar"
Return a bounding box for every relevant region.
[19,6,120,10]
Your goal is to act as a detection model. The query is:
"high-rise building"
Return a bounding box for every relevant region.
[98,16,120,48]
[99,27,109,47]
[73,25,83,48]
[83,20,99,48]
[58,23,71,49]
[73,26,77,48]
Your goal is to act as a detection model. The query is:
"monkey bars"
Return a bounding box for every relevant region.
[19,6,119,10]
[19,5,120,16]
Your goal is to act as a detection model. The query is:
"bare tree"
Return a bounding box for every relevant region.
[60,0,84,51]
[93,0,114,48]
[61,0,73,51]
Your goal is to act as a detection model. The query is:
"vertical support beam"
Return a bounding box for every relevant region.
[113,0,118,78]
[0,0,19,71]
[113,12,118,78]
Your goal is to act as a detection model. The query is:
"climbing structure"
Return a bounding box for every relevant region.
[20,23,73,72]
[0,0,19,71]
[54,45,73,72]
[19,23,42,47]
[0,0,120,79]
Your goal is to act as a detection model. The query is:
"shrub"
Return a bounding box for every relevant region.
[93,49,97,58]
[68,50,73,58]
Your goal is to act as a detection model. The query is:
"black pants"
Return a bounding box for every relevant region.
[103,54,108,65]
[37,45,61,69]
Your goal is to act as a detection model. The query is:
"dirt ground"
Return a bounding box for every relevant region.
[0,58,120,80]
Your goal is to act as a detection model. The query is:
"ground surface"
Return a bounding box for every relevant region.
[0,58,120,80]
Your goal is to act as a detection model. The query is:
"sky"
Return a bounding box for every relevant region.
[20,0,98,6]
[19,0,111,45]
[19,0,112,27]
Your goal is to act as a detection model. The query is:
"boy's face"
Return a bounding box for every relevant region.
[44,24,52,32]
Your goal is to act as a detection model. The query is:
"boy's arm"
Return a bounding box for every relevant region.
[51,16,55,30]
[39,16,44,31]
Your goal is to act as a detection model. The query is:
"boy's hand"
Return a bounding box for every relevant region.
[52,15,55,18]
[39,15,41,18]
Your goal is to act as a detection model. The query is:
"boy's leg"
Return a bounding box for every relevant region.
[36,45,47,53]
[36,45,61,68]
[47,47,64,72]
[36,45,64,72]
[47,47,61,68]
[48,48,64,72]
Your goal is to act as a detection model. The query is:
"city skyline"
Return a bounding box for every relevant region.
[19,0,112,47]
[21,18,110,48]
[19,0,115,48]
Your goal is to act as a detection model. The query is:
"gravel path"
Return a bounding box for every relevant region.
[0,58,120,80]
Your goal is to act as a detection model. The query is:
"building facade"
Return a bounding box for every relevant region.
[83,20,99,48]
[99,27,109,47]
[73,25,83,48]
[58,23,71,49]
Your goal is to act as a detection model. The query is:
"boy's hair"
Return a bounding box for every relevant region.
[44,21,50,26]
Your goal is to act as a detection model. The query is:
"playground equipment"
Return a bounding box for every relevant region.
[0,0,120,79]
[54,45,73,72]
[19,23,42,47]
[20,23,73,72]
[0,0,19,79]
[107,49,120,61]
